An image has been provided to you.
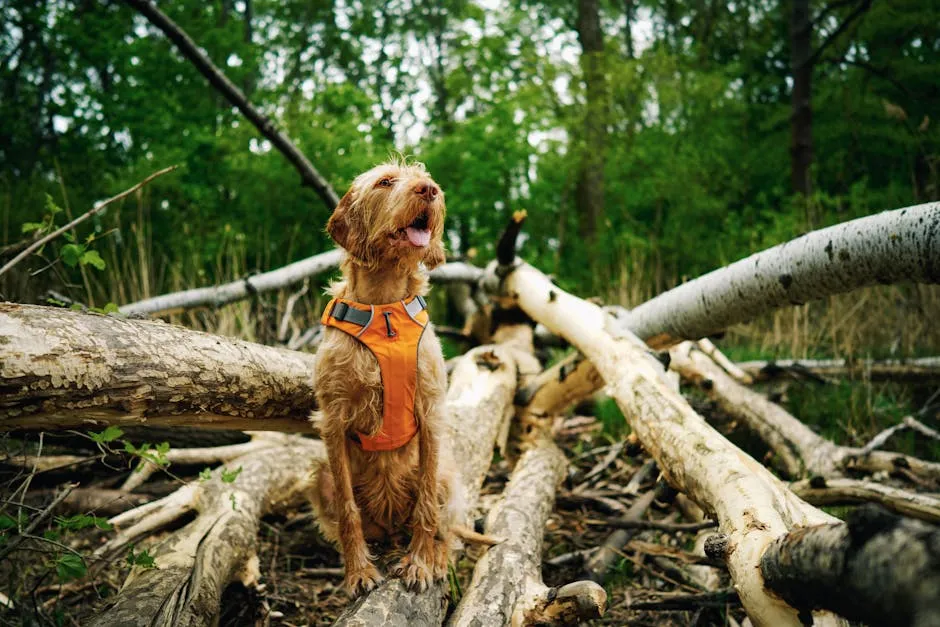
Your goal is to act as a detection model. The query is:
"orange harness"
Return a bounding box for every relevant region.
[320,295,429,452]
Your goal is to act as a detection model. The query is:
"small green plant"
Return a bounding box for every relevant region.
[220,466,243,483]
[126,546,157,569]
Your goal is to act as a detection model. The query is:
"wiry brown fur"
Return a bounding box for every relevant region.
[309,160,462,596]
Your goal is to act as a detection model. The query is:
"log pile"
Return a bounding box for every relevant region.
[2,207,939,627]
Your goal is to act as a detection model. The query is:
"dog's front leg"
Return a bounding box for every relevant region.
[395,412,448,590]
[326,430,383,595]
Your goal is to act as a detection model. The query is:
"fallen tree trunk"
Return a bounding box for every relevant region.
[119,256,480,318]
[789,476,940,524]
[449,436,606,626]
[738,356,940,384]
[490,259,843,626]
[615,203,940,347]
[759,505,940,626]
[669,342,940,486]
[335,331,532,626]
[118,249,344,316]
[89,436,323,626]
[0,304,318,433]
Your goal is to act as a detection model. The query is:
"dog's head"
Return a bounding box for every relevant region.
[326,160,446,269]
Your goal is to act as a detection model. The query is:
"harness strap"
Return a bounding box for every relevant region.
[330,296,426,327]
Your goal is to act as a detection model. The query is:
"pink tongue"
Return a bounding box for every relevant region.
[406,227,431,247]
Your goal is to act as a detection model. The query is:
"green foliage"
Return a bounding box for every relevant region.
[126,546,157,569]
[89,426,124,444]
[54,515,113,532]
[124,441,171,468]
[199,467,213,481]
[220,466,242,483]
[55,554,87,582]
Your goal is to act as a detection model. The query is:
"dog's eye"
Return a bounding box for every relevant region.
[378,178,393,188]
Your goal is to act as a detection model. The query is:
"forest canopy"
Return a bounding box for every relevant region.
[1,0,937,305]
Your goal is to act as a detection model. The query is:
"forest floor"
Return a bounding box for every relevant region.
[1,361,937,626]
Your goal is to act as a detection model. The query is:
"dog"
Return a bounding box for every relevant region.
[309,159,469,596]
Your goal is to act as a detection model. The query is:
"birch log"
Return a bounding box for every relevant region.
[616,203,940,347]
[491,260,843,627]
[670,343,940,486]
[449,436,606,626]
[738,356,940,384]
[760,505,940,627]
[334,334,529,626]
[0,304,318,433]
[120,255,477,317]
[88,436,323,627]
[789,476,940,524]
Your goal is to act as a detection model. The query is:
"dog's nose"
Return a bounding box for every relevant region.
[414,181,439,200]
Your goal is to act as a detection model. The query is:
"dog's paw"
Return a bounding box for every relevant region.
[395,541,449,590]
[344,563,384,597]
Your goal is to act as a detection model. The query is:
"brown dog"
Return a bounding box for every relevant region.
[310,160,461,596]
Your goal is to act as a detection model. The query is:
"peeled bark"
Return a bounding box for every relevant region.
[760,505,940,627]
[616,203,940,347]
[738,356,940,384]
[0,304,318,433]
[335,332,531,626]
[514,352,605,423]
[89,436,323,627]
[670,343,940,486]
[491,260,842,627]
[449,436,606,626]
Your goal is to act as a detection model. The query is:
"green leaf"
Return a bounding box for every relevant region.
[198,467,212,481]
[55,514,113,532]
[0,514,25,531]
[21,221,44,233]
[103,302,120,313]
[127,547,156,569]
[56,553,87,582]
[220,466,242,483]
[60,243,84,268]
[70,303,85,311]
[90,426,124,443]
[80,249,106,270]
[44,194,63,215]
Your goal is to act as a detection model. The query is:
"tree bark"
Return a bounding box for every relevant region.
[670,342,940,486]
[738,356,940,384]
[119,256,477,317]
[790,476,940,524]
[575,0,607,242]
[790,0,813,196]
[335,331,532,626]
[760,505,940,627]
[449,436,606,626]
[121,0,340,210]
[615,203,940,347]
[490,260,843,627]
[0,304,318,433]
[89,437,323,626]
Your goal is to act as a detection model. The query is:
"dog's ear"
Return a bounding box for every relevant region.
[423,240,446,269]
[326,190,372,262]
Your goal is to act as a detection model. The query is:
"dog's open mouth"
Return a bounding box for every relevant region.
[391,213,431,248]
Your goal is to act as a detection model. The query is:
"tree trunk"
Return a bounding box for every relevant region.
[490,260,843,627]
[449,436,606,626]
[576,0,607,242]
[335,330,534,626]
[119,256,477,317]
[0,304,318,433]
[88,437,323,626]
[760,505,940,626]
[615,203,940,347]
[790,0,813,196]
